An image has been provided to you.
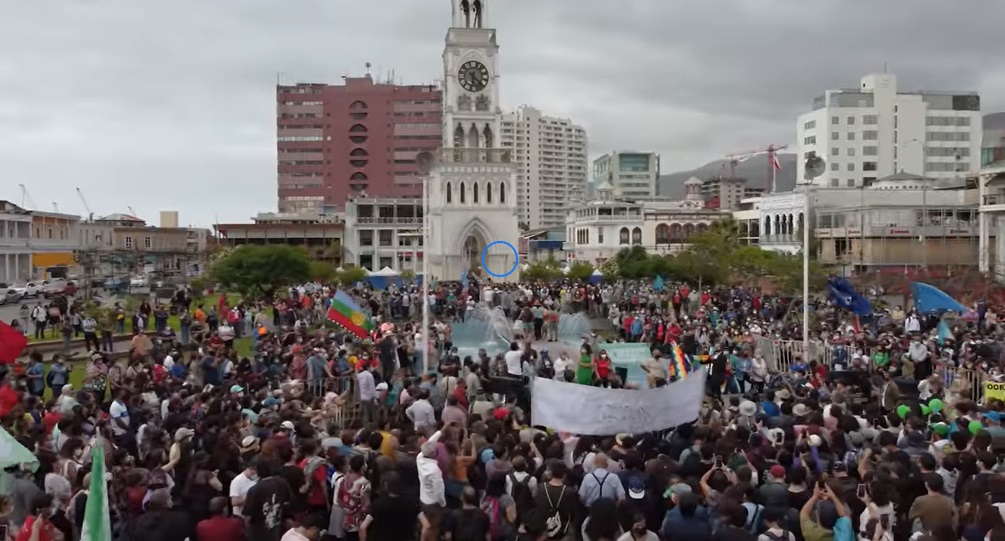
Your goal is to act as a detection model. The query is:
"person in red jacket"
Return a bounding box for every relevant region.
[195,497,244,541]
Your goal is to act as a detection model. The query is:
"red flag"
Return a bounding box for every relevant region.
[0,320,28,364]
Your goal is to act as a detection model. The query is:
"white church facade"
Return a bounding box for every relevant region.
[426,0,521,282]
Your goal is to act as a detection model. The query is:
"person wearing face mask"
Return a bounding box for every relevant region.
[617,511,659,541]
[576,345,595,386]
[230,458,260,518]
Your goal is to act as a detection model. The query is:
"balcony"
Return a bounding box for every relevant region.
[439,148,513,164]
[982,193,1005,206]
[354,217,423,225]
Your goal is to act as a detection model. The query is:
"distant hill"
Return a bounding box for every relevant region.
[658,153,797,199]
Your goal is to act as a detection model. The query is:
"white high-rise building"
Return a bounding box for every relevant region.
[500,106,588,230]
[592,151,660,199]
[796,73,982,188]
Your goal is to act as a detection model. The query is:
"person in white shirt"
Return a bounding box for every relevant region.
[505,456,538,498]
[417,428,446,540]
[229,460,259,517]
[405,389,436,431]
[504,342,523,377]
[356,366,377,426]
[109,389,130,438]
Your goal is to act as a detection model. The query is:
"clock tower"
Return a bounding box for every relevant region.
[426,0,520,282]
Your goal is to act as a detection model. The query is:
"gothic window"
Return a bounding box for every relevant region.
[764,216,772,236]
[619,227,629,245]
[473,182,479,203]
[482,125,493,148]
[457,95,472,111]
[486,182,493,203]
[453,125,465,147]
[460,182,466,203]
[798,212,805,233]
[684,223,695,238]
[467,124,479,148]
[500,182,506,203]
[446,182,452,203]
[655,224,670,244]
[475,95,490,111]
[631,227,642,245]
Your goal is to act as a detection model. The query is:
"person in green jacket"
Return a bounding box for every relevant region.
[576,344,595,385]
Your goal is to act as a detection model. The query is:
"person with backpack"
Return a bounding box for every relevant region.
[506,456,538,524]
[535,463,577,541]
[444,486,492,541]
[481,477,517,541]
[578,454,625,507]
[336,455,371,540]
[758,507,797,541]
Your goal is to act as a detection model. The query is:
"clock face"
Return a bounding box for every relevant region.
[458,60,489,92]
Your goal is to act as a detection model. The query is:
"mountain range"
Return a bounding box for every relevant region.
[658,153,797,200]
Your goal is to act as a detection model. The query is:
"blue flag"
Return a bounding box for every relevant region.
[653,275,665,292]
[827,277,872,316]
[910,282,966,314]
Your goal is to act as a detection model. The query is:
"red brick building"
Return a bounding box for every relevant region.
[276,76,442,213]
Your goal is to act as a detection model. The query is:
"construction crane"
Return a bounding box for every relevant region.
[17,184,37,209]
[725,143,789,193]
[76,187,94,220]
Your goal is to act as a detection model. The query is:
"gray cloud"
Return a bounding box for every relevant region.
[2,0,1002,224]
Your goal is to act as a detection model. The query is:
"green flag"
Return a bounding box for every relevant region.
[81,439,111,541]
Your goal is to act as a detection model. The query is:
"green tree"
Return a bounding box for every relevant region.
[309,261,336,283]
[335,267,368,285]
[566,261,595,281]
[210,245,311,298]
[522,256,563,281]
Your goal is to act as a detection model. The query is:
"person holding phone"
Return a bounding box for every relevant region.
[15,493,57,541]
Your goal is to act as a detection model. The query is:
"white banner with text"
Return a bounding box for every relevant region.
[531,371,706,435]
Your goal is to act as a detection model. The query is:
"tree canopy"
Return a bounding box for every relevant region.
[210,245,312,297]
[601,219,827,293]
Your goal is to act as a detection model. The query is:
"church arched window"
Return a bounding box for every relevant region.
[486,182,493,203]
[499,182,506,203]
[446,182,452,204]
[631,227,642,245]
[619,227,629,245]
[473,182,479,203]
[460,182,466,203]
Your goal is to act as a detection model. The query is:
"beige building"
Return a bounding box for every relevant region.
[77,213,204,275]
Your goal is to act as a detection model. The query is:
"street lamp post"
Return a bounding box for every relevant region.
[803,153,826,355]
[417,152,435,375]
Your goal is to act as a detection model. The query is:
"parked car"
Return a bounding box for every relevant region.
[104,277,129,293]
[130,275,149,288]
[0,283,12,305]
[10,281,46,298]
[43,280,78,298]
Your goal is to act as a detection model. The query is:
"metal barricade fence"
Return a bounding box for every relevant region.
[761,338,988,403]
[306,375,361,427]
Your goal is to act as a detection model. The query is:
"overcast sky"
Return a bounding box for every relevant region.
[3,0,1003,225]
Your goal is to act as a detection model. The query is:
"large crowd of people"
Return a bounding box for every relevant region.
[2,278,1005,541]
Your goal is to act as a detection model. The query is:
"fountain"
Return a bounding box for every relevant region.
[557,312,592,342]
[451,304,513,359]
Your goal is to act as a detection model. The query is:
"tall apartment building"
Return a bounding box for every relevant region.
[592,151,660,199]
[499,106,588,229]
[700,177,764,210]
[796,73,982,188]
[276,76,442,213]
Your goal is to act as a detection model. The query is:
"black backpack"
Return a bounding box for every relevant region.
[509,472,536,519]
